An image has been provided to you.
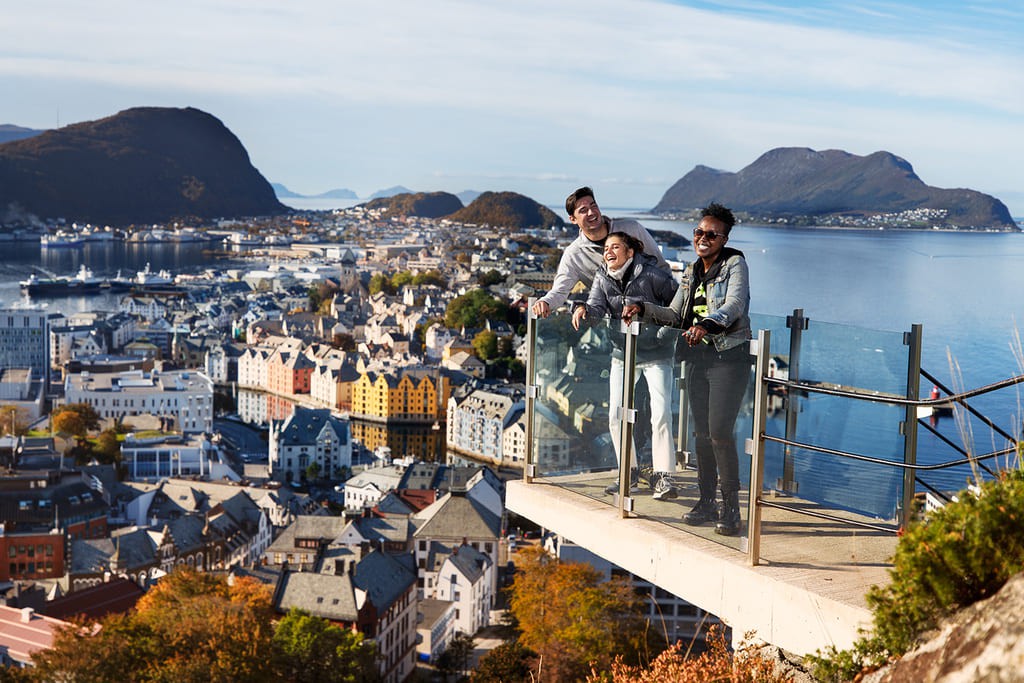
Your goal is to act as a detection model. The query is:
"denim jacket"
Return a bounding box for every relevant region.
[643,248,751,352]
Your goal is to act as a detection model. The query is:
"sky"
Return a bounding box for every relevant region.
[2,0,1023,215]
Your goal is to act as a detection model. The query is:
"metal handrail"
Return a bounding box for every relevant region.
[764,373,1024,408]
[762,433,1018,471]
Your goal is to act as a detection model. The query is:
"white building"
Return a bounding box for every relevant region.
[0,307,50,386]
[343,463,406,511]
[64,367,214,434]
[237,347,271,388]
[268,407,352,483]
[447,389,524,466]
[120,433,231,481]
[432,543,494,636]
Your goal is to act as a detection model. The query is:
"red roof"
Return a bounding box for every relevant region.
[45,578,144,622]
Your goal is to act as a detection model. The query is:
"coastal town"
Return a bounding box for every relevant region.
[0,204,705,679]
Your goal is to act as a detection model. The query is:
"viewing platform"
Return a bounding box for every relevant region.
[507,307,1022,655]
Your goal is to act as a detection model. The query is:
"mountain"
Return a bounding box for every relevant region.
[654,148,1016,229]
[271,182,303,198]
[361,191,464,218]
[318,188,358,199]
[0,107,287,225]
[272,183,358,200]
[368,185,413,200]
[456,190,481,205]
[446,191,566,230]
[0,124,44,145]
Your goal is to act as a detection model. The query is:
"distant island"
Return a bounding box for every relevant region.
[655,147,1017,230]
[0,107,287,226]
[271,183,357,200]
[357,190,565,231]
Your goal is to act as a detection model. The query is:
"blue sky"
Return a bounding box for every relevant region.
[3,0,1023,214]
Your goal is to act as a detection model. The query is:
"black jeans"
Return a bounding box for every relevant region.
[685,344,750,496]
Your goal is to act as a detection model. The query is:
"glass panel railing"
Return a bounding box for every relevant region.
[782,319,910,520]
[654,319,756,552]
[531,310,619,504]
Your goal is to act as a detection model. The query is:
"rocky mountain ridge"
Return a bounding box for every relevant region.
[655,147,1015,229]
[0,107,286,226]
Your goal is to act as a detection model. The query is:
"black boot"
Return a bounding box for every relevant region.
[715,490,741,536]
[683,495,718,525]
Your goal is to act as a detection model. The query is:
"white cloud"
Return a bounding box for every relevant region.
[2,0,1022,213]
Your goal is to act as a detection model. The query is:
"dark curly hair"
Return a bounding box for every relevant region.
[701,203,736,233]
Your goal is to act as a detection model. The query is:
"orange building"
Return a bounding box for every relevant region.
[267,348,315,396]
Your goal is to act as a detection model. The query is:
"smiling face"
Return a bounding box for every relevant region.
[693,215,729,265]
[604,234,634,270]
[570,196,608,241]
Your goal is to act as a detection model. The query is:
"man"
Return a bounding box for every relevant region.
[531,187,672,494]
[531,186,669,318]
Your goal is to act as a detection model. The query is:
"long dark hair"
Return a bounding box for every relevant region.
[607,231,643,254]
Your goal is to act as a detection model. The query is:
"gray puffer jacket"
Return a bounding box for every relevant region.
[578,252,678,361]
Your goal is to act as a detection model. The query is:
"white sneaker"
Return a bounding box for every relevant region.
[652,473,678,500]
[605,470,642,495]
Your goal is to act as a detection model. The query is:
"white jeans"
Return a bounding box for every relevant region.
[608,356,676,473]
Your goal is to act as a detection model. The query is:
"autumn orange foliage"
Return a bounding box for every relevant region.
[587,625,792,683]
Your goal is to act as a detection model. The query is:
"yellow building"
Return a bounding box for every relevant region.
[350,368,451,424]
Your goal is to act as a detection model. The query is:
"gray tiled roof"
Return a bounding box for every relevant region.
[447,544,490,583]
[275,571,359,621]
[413,491,502,541]
[352,550,416,613]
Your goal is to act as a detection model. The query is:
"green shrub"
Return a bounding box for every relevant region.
[810,468,1024,681]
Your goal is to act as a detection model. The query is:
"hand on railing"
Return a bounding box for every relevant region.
[571,306,587,330]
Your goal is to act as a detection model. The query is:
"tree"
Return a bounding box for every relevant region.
[508,546,647,682]
[437,632,475,680]
[445,288,508,329]
[472,641,538,682]
[390,270,413,290]
[272,608,381,683]
[91,428,121,465]
[51,403,101,438]
[309,282,340,315]
[33,568,277,682]
[33,565,278,683]
[413,270,446,287]
[333,332,356,351]
[473,330,499,361]
[477,269,504,287]
[305,461,321,482]
[368,273,394,295]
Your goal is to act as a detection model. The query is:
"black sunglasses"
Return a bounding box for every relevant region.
[693,228,726,241]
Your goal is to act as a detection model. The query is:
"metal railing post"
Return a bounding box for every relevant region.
[747,330,771,565]
[676,360,691,468]
[781,309,808,494]
[901,324,923,527]
[615,319,640,517]
[524,298,539,483]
